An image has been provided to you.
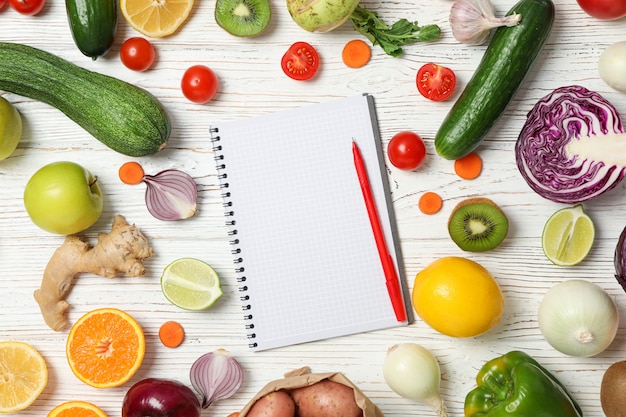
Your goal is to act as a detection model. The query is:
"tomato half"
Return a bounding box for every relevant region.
[281,42,320,81]
[416,63,456,102]
[576,0,626,20]
[387,131,427,171]
[120,37,156,72]
[8,0,44,15]
[181,65,219,104]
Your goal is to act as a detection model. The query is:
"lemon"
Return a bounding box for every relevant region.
[0,341,48,414]
[161,258,223,310]
[120,0,194,38]
[412,257,504,338]
[542,204,595,266]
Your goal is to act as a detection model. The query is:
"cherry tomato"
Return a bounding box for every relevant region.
[387,131,426,171]
[416,63,456,102]
[8,0,45,15]
[181,65,219,104]
[120,37,156,72]
[576,0,626,20]
[0,0,7,10]
[281,42,319,81]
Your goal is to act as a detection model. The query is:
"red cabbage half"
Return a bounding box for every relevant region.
[516,85,626,203]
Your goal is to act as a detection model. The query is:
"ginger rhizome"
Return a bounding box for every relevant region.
[34,214,153,331]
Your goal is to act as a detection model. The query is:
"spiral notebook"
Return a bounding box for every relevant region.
[210,94,409,351]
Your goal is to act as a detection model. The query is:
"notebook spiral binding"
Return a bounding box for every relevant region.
[210,127,257,348]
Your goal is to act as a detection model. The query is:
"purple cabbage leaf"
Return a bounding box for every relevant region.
[515,85,626,203]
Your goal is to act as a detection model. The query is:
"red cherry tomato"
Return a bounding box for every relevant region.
[281,42,320,81]
[0,0,7,10]
[416,63,456,102]
[387,131,426,171]
[120,37,156,72]
[576,0,626,20]
[181,65,219,104]
[8,0,45,15]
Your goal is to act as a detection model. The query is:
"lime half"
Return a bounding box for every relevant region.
[161,258,223,310]
[542,204,595,266]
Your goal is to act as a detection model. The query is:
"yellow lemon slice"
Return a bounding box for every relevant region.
[542,204,595,266]
[0,341,48,413]
[120,0,194,38]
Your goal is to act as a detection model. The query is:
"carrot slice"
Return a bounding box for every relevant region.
[342,39,371,68]
[159,321,185,348]
[454,152,482,180]
[418,192,443,215]
[119,161,145,185]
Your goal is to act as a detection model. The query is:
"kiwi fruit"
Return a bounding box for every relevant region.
[447,197,508,252]
[215,0,271,37]
[601,361,626,417]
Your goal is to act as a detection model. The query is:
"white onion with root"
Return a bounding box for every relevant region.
[383,343,447,417]
[538,279,619,357]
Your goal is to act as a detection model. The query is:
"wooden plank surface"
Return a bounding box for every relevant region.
[1,0,625,416]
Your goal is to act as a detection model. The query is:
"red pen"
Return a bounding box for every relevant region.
[352,140,407,322]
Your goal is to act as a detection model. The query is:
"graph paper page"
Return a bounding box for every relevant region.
[212,94,408,351]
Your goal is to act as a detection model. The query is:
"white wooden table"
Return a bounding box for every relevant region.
[1,0,625,416]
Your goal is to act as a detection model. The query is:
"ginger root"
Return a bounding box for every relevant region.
[34,214,153,331]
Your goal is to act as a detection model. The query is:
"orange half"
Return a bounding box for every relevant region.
[66,308,145,388]
[48,401,108,417]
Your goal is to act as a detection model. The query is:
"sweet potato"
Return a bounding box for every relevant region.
[247,390,296,417]
[291,380,362,417]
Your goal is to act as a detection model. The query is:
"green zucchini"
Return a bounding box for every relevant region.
[434,0,555,160]
[0,42,170,157]
[66,0,117,60]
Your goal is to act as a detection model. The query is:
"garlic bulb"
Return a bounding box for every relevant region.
[449,0,522,45]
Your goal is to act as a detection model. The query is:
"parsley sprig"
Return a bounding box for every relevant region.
[350,6,441,57]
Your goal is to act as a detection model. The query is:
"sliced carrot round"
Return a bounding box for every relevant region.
[119,161,145,185]
[159,320,185,348]
[418,192,443,215]
[454,152,482,180]
[342,39,371,69]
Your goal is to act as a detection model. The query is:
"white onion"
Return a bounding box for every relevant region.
[538,279,619,357]
[383,343,447,417]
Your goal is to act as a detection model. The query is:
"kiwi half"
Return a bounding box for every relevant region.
[215,0,271,37]
[448,197,509,252]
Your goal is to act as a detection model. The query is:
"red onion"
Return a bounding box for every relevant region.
[189,349,244,409]
[614,226,626,292]
[142,169,198,221]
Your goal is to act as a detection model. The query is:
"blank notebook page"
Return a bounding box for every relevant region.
[211,94,408,351]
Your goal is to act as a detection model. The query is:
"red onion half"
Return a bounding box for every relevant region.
[189,349,244,409]
[143,169,198,221]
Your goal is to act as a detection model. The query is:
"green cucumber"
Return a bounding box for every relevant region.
[0,42,170,157]
[434,0,555,160]
[66,0,117,60]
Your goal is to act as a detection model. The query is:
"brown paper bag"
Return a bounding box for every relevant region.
[239,366,385,417]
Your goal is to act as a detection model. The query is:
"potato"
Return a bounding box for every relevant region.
[247,390,296,417]
[290,380,362,417]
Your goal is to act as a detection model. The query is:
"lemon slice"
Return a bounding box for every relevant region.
[120,0,194,38]
[542,204,595,266]
[161,258,223,310]
[0,341,48,414]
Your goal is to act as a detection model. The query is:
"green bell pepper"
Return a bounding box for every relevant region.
[465,351,583,417]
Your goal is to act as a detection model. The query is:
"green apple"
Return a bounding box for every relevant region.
[24,161,104,235]
[0,96,22,160]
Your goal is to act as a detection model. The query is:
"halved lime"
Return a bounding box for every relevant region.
[161,258,223,310]
[542,204,595,266]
